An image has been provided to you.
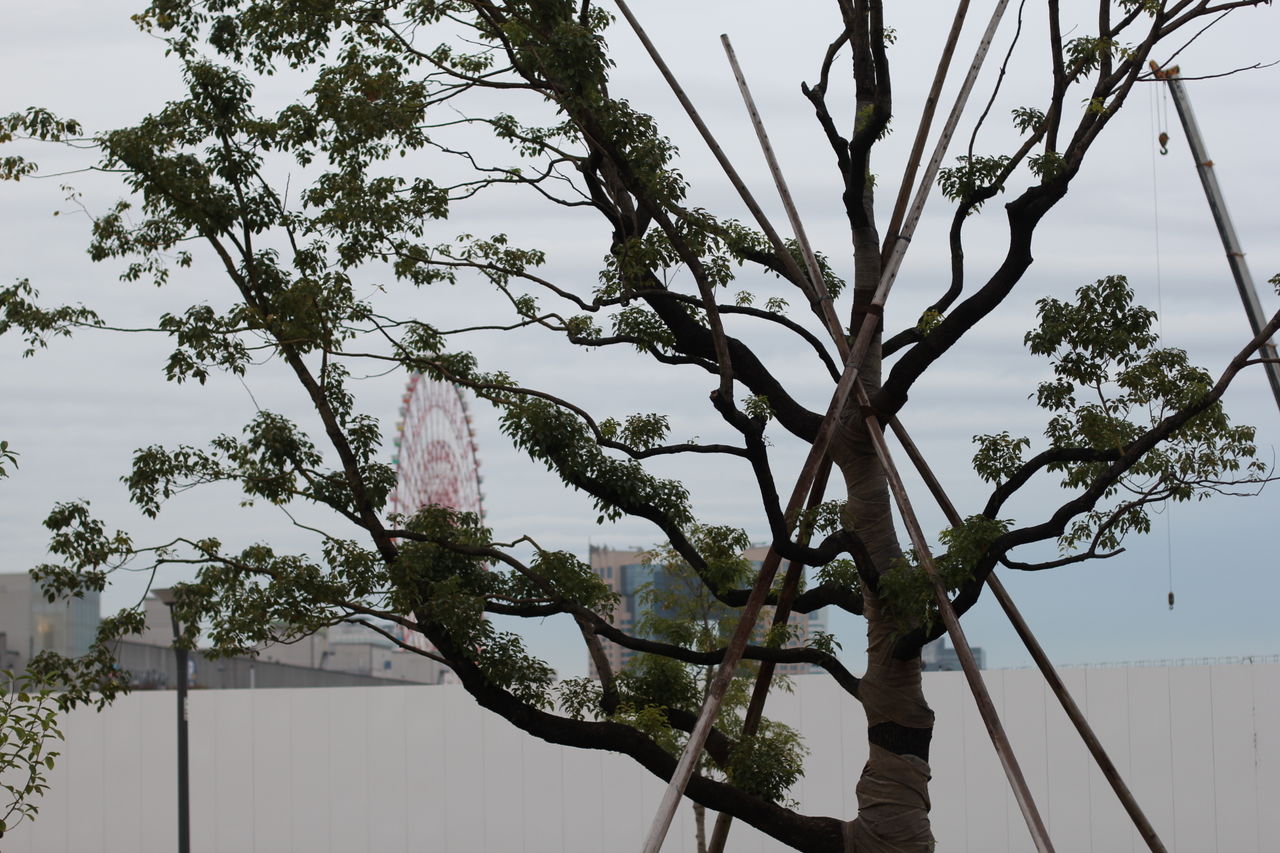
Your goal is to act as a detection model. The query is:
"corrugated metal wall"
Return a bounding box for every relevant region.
[7,663,1278,852]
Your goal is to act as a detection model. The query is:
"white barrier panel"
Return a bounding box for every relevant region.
[6,663,1276,852]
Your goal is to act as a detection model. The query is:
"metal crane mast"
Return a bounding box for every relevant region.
[1153,63,1280,414]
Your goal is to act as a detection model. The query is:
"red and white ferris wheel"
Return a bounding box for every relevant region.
[388,374,485,667]
[389,374,485,521]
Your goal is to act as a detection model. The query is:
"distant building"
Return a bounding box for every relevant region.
[132,598,450,686]
[113,638,423,690]
[0,572,99,673]
[294,620,450,684]
[588,544,828,677]
[0,574,445,688]
[921,636,986,671]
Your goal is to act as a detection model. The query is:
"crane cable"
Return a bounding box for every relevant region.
[1149,83,1176,612]
[1152,78,1180,853]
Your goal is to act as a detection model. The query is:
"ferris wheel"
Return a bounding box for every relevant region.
[388,374,485,666]
[389,374,485,521]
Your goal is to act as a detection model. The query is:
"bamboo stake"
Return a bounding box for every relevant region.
[886,417,1170,853]
[707,39,850,853]
[721,35,847,353]
[881,0,972,266]
[707,64,848,848]
[712,23,983,841]
[620,3,1014,850]
[611,0,832,327]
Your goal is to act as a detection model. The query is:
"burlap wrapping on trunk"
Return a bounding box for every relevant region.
[844,661,936,851]
[858,662,935,729]
[844,745,934,852]
[845,591,936,851]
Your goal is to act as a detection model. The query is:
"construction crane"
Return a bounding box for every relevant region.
[1151,62,1280,414]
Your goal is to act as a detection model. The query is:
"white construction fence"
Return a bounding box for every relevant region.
[5,662,1277,852]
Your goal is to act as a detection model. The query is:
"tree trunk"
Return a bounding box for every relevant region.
[845,588,935,851]
[833,429,936,851]
[831,301,935,850]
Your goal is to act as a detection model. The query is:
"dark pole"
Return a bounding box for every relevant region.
[166,603,191,853]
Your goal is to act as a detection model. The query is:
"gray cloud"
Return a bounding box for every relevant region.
[2,1,1277,677]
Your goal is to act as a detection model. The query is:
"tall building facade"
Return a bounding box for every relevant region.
[588,544,828,677]
[0,572,100,672]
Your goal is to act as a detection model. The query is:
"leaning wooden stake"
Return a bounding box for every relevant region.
[711,9,964,846]
[881,0,972,265]
[703,39,848,853]
[713,23,996,801]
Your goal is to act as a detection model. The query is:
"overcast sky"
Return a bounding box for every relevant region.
[2,1,1278,678]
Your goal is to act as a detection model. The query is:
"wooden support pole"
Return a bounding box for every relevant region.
[721,35,847,354]
[711,18,964,848]
[612,0,832,327]
[706,64,847,849]
[881,0,972,266]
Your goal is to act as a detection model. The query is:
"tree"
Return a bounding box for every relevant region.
[0,670,64,838]
[0,445,65,838]
[3,1,1277,850]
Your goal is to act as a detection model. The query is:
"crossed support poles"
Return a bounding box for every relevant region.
[611,2,1171,852]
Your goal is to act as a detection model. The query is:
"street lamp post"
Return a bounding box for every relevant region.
[152,588,190,853]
